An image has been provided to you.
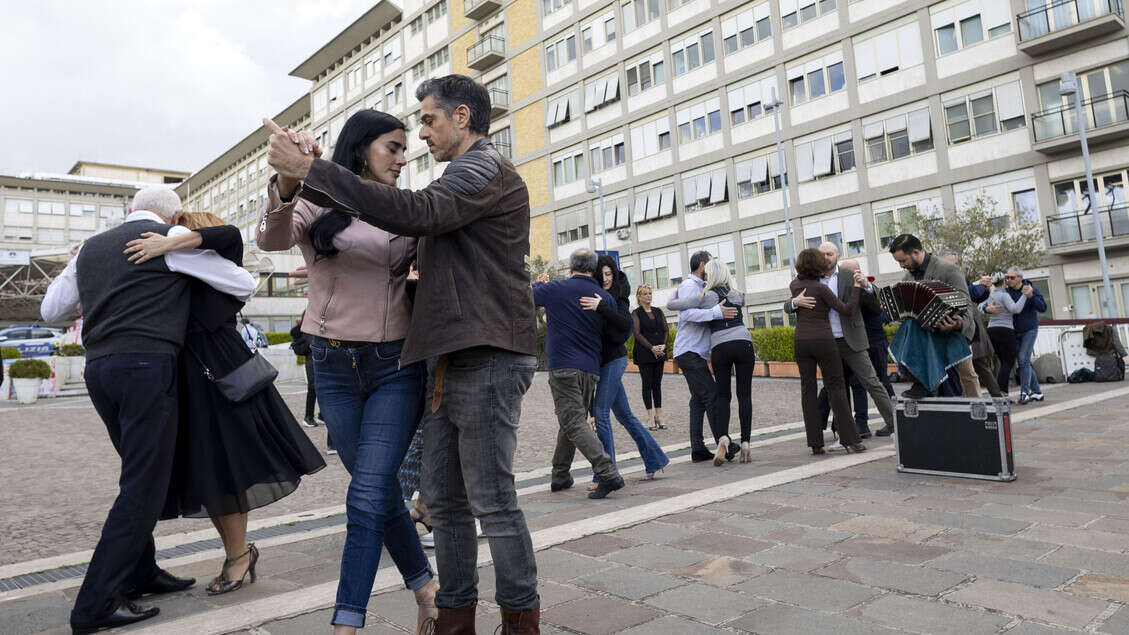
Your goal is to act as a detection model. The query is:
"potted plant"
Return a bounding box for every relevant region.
[58,344,86,379]
[8,359,52,404]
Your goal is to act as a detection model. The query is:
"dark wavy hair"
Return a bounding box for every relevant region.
[795,248,829,280]
[308,110,406,258]
[597,254,628,300]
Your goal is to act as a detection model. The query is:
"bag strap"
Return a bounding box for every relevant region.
[185,345,217,382]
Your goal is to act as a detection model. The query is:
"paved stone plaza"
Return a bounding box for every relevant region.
[2,375,1129,634]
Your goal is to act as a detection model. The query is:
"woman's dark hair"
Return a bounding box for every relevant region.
[597,255,626,299]
[308,110,406,258]
[795,248,828,280]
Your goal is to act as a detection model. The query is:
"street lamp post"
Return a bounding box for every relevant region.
[764,88,800,270]
[587,176,607,254]
[1061,72,1118,318]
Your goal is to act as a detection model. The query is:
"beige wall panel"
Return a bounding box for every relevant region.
[516,158,549,210]
[509,47,542,103]
[513,101,546,157]
[507,0,539,48]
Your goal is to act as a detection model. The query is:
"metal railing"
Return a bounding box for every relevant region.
[488,87,510,109]
[1031,90,1129,142]
[493,141,512,159]
[467,35,506,66]
[1046,204,1129,245]
[1018,0,1123,40]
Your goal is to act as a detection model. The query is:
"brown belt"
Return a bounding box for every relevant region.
[431,354,450,413]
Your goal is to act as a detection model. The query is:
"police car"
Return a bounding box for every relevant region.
[0,326,64,357]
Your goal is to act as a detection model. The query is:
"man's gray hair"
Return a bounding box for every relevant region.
[569,248,598,275]
[131,187,182,221]
[1007,266,1024,279]
[937,248,959,259]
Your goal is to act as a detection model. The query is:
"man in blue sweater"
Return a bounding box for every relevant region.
[986,267,1048,403]
[533,248,625,500]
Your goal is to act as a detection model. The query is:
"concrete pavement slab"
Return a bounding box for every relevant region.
[574,565,687,601]
[817,557,969,596]
[852,594,1011,634]
[727,602,897,635]
[827,536,953,565]
[928,551,1081,589]
[671,557,772,588]
[945,579,1108,629]
[642,582,762,625]
[1066,574,1129,603]
[541,596,663,635]
[604,543,708,573]
[742,544,843,572]
[617,614,728,634]
[732,570,881,612]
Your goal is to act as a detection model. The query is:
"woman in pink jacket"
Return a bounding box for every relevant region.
[257,110,436,634]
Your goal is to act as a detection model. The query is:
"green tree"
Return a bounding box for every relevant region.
[524,254,564,282]
[919,190,1046,278]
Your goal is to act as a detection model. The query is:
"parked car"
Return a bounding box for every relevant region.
[0,326,63,357]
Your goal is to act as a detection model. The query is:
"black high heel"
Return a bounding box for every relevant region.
[206,543,258,596]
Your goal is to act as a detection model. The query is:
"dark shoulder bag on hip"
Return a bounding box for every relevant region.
[187,345,278,402]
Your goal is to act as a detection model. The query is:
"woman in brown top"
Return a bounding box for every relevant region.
[789,248,867,454]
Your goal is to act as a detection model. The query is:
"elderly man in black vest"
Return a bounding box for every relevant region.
[41,187,256,634]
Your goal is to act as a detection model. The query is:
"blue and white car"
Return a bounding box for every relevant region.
[0,326,64,357]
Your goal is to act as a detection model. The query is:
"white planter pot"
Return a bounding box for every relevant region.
[53,360,69,388]
[13,378,41,404]
[68,356,85,378]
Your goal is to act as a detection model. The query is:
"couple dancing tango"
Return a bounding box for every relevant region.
[49,74,545,635]
[42,188,326,633]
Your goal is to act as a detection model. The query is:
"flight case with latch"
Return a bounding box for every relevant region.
[894,397,1016,482]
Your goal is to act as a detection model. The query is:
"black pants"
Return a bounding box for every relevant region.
[675,352,724,452]
[795,338,859,449]
[711,340,755,443]
[304,358,318,419]
[988,327,1019,394]
[72,353,179,624]
[817,361,869,435]
[868,339,895,397]
[637,361,664,410]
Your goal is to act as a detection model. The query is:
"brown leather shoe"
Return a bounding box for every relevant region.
[499,606,540,635]
[433,605,477,635]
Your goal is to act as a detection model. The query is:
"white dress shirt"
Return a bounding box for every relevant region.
[821,266,844,338]
[41,210,257,322]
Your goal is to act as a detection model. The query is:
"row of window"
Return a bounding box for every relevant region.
[551,72,1039,188]
[3,199,124,219]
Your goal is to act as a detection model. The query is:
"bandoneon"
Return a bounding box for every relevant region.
[878,281,969,331]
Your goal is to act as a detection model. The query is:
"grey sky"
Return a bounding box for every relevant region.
[0,0,374,176]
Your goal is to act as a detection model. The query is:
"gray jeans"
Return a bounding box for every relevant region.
[836,339,896,427]
[421,348,539,611]
[548,368,619,484]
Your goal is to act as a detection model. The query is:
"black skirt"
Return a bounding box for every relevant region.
[162,322,326,519]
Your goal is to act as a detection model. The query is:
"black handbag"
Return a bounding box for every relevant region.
[187,345,278,402]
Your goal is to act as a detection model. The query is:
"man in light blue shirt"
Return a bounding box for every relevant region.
[666,251,738,463]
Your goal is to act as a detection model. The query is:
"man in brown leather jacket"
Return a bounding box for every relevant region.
[267,75,540,635]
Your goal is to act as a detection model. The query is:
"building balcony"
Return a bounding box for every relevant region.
[494,141,512,159]
[1017,0,1125,56]
[464,0,501,20]
[488,87,509,118]
[1031,91,1129,153]
[467,35,506,71]
[1046,204,1129,253]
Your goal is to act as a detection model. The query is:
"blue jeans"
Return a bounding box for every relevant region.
[1016,329,1041,396]
[592,356,670,481]
[312,338,434,628]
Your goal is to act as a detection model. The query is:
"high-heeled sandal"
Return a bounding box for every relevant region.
[206,543,258,595]
[410,506,433,533]
[739,442,751,463]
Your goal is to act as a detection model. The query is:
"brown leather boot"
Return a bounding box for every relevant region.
[499,606,540,635]
[433,604,477,635]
